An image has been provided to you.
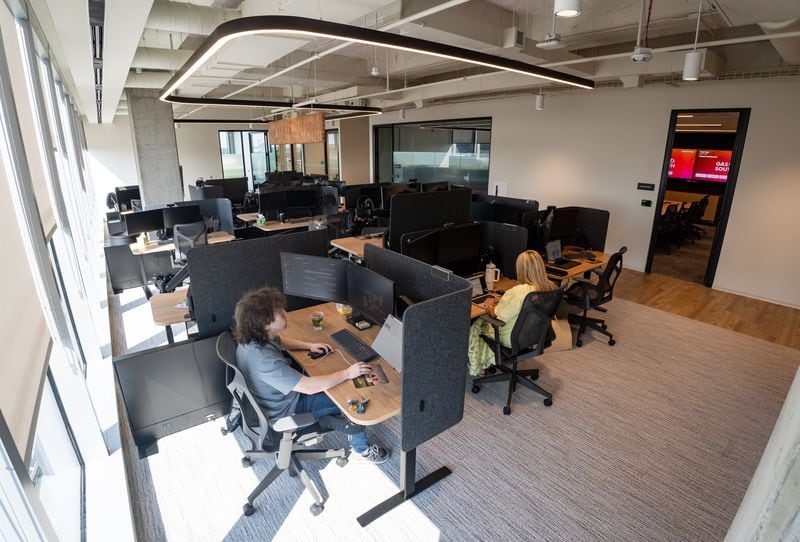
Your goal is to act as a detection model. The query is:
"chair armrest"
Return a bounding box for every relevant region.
[479,313,505,328]
[273,412,317,433]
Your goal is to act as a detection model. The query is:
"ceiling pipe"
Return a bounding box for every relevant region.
[759,19,800,65]
[145,0,239,35]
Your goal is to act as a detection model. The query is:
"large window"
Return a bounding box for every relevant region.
[326,130,340,180]
[374,118,491,192]
[218,131,245,178]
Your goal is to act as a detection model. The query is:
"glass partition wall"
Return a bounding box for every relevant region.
[374,118,491,193]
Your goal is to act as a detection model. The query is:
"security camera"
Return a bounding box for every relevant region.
[630,47,653,62]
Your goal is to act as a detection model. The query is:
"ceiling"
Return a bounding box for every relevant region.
[38,0,800,124]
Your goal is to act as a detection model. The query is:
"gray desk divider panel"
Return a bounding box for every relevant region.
[188,229,328,338]
[113,335,229,451]
[385,189,471,252]
[577,207,610,252]
[479,221,528,280]
[364,244,472,452]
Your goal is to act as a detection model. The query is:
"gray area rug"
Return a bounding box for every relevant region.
[118,298,799,542]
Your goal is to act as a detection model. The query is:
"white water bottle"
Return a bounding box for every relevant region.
[485,262,500,291]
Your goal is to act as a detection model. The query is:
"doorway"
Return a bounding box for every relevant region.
[646,109,749,286]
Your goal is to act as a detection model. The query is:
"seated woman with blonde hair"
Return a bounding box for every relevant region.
[468,250,557,376]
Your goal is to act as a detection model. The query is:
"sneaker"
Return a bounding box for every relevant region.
[351,444,390,464]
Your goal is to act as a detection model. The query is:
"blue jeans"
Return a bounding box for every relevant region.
[293,393,368,454]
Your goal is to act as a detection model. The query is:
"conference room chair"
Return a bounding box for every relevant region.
[471,287,565,415]
[215,332,349,516]
[173,221,208,264]
[564,246,627,347]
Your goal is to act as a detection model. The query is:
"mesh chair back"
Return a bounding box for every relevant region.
[216,332,279,450]
[594,246,627,303]
[174,221,208,263]
[509,287,565,356]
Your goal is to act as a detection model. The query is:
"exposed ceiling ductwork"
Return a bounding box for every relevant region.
[145,0,240,35]
[759,19,800,65]
[130,47,193,71]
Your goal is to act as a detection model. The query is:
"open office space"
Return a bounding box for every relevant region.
[1,0,799,540]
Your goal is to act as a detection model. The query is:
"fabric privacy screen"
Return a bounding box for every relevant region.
[0,7,56,238]
[0,144,51,461]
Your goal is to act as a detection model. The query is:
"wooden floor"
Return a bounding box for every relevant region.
[615,269,800,350]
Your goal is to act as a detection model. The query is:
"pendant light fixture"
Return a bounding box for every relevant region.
[535,90,544,111]
[554,0,581,18]
[683,0,704,81]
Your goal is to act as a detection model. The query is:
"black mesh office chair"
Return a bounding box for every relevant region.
[173,221,208,263]
[471,287,564,415]
[565,246,627,347]
[215,332,349,517]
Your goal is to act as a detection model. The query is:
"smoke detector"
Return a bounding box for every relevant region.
[630,46,653,62]
[536,32,566,50]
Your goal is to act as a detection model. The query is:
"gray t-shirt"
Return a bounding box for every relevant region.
[236,337,302,422]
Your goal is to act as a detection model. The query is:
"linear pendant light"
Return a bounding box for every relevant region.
[160,15,594,113]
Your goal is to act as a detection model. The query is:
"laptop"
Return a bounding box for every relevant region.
[545,239,580,269]
[467,273,486,299]
[372,315,403,374]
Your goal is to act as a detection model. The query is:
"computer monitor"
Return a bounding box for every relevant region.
[545,239,562,263]
[421,181,449,193]
[258,191,286,215]
[285,189,317,208]
[549,207,580,244]
[115,185,140,212]
[280,252,347,304]
[382,183,417,209]
[124,209,164,236]
[162,205,202,229]
[214,177,248,205]
[437,223,481,276]
[346,264,395,326]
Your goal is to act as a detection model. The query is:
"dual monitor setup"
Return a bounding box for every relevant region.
[344,181,450,212]
[191,177,249,206]
[123,204,203,237]
[257,186,339,220]
[281,252,395,328]
[401,222,482,277]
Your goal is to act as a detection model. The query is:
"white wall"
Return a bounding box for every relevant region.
[174,122,231,194]
[83,114,138,210]
[372,78,800,308]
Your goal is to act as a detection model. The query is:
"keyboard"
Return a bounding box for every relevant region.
[551,258,580,269]
[330,329,378,362]
[545,265,568,277]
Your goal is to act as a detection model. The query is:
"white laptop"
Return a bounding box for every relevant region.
[372,314,403,374]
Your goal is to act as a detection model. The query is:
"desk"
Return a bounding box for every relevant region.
[149,287,190,343]
[285,303,401,425]
[236,212,259,223]
[129,230,235,255]
[330,236,383,260]
[469,253,610,319]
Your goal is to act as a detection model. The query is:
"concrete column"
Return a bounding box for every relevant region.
[126,88,182,206]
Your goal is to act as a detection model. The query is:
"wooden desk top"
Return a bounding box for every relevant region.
[129,230,234,255]
[149,287,190,326]
[285,303,401,426]
[469,253,610,319]
[330,236,383,259]
[253,215,326,232]
[237,212,259,223]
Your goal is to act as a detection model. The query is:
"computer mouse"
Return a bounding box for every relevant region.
[308,351,326,360]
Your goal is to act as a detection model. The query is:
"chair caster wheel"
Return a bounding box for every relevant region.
[471,385,480,394]
[241,457,252,468]
[243,503,256,516]
[503,406,511,415]
[310,503,323,516]
[608,339,616,346]
[576,339,583,347]
[336,457,348,467]
[288,468,297,477]
[220,427,228,436]
[543,398,553,407]
[487,366,497,374]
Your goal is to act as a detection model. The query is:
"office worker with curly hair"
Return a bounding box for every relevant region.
[233,287,389,464]
[467,251,557,376]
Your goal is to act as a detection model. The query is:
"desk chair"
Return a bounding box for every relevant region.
[173,221,208,263]
[471,287,564,415]
[565,246,627,347]
[215,332,349,517]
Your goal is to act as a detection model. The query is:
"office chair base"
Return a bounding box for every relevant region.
[471,365,551,414]
[568,313,615,347]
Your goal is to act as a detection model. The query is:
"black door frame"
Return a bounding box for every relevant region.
[645,107,750,287]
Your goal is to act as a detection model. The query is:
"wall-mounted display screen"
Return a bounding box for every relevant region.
[668,148,731,182]
[668,149,697,179]
[692,150,732,182]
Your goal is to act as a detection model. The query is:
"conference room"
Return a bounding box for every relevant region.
[1,0,799,541]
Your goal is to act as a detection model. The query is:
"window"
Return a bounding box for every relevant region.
[374,118,492,193]
[326,130,339,180]
[218,131,245,178]
[248,131,268,183]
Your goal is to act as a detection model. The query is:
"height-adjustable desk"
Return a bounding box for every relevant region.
[284,303,401,425]
[128,230,234,255]
[329,235,384,261]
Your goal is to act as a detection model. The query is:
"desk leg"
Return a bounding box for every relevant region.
[356,449,452,527]
[165,325,174,344]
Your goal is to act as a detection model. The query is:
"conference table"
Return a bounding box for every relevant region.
[285,303,401,425]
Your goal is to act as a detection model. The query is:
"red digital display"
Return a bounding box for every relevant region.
[668,148,697,179]
[693,150,732,182]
